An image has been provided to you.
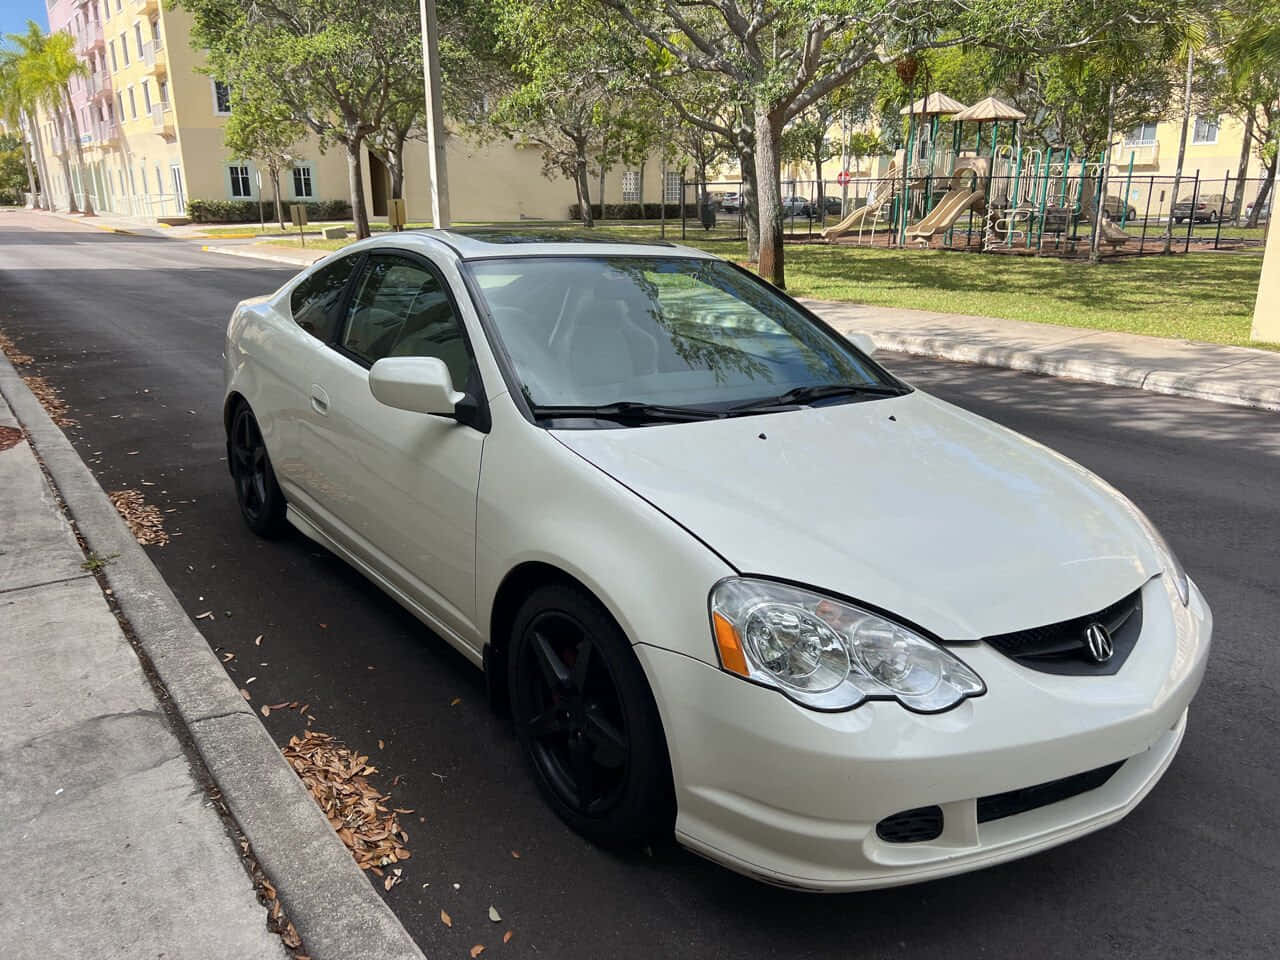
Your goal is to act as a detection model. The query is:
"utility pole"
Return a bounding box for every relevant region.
[1163,48,1194,254]
[419,0,451,228]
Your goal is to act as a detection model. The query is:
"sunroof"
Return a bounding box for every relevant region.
[446,229,675,247]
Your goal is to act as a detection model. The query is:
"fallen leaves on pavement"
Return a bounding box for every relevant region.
[0,330,34,365]
[440,909,452,927]
[21,374,74,426]
[0,425,23,451]
[108,489,170,545]
[282,730,414,882]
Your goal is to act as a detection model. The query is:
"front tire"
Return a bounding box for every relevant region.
[508,583,675,848]
[228,403,288,538]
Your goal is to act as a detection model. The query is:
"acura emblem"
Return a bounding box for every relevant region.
[1083,622,1114,663]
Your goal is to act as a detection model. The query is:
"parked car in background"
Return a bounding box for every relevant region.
[1099,195,1138,222]
[801,195,844,218]
[717,192,741,213]
[780,195,811,217]
[224,229,1210,892]
[1246,196,1271,223]
[1173,194,1232,224]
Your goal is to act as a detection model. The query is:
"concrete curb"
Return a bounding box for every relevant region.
[858,331,1280,413]
[203,244,327,267]
[0,354,426,960]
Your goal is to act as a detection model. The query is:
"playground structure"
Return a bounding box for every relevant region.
[826,92,1146,257]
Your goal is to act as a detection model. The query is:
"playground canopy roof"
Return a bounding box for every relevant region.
[899,92,969,117]
[953,96,1027,122]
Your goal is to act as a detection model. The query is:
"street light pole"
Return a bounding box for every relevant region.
[419,0,451,228]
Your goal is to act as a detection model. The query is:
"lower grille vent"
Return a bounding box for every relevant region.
[876,805,944,843]
[978,761,1124,823]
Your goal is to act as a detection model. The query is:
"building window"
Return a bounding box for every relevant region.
[127,87,136,119]
[292,164,314,198]
[663,170,682,204]
[1192,115,1219,145]
[119,32,129,65]
[116,92,124,118]
[212,81,232,115]
[621,170,641,204]
[157,79,168,104]
[229,165,252,198]
[141,80,151,112]
[134,23,143,59]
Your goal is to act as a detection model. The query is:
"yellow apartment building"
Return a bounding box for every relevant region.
[33,0,676,224]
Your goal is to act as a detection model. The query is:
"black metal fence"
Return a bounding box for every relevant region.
[666,170,1273,255]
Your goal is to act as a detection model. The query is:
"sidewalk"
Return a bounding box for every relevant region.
[0,353,426,960]
[805,300,1280,412]
[0,391,284,957]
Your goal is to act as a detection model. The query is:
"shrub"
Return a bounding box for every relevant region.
[186,198,353,224]
[567,202,686,220]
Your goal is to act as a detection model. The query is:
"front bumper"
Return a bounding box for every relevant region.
[638,575,1211,891]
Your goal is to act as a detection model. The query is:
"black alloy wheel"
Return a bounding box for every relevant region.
[229,404,288,537]
[509,584,674,847]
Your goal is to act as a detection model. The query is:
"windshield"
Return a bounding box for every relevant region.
[466,255,900,414]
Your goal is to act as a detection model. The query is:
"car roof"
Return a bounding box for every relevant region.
[351,228,719,262]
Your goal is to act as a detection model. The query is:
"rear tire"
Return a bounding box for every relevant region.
[228,403,288,538]
[508,583,675,848]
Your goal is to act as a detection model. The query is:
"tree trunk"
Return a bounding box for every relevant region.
[814,140,825,226]
[19,123,38,207]
[736,129,760,261]
[52,111,79,212]
[1232,111,1254,226]
[26,114,52,210]
[1248,154,1275,230]
[754,105,785,287]
[575,148,593,228]
[637,159,646,211]
[346,138,370,238]
[1163,49,1194,254]
[598,162,607,221]
[1090,82,1116,264]
[64,90,94,216]
[271,167,284,229]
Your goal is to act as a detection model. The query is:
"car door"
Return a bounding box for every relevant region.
[296,250,485,643]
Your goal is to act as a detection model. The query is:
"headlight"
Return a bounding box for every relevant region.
[709,578,984,713]
[1119,498,1190,607]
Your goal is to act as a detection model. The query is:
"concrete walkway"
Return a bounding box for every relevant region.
[0,391,285,958]
[805,300,1280,412]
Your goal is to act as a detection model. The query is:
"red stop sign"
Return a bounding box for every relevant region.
[836,170,852,186]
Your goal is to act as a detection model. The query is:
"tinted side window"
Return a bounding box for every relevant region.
[341,255,471,386]
[290,255,359,341]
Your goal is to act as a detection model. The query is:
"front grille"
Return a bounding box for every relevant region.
[978,761,1124,823]
[983,588,1143,675]
[876,805,944,843]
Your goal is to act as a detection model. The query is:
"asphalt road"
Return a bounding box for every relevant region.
[2,211,1277,959]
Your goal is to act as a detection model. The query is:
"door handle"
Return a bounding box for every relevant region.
[310,384,330,415]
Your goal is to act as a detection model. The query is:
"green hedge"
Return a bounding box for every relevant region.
[568,202,688,220]
[186,198,353,224]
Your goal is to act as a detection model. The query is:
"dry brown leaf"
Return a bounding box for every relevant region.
[503,931,513,944]
[450,697,461,706]
[20,374,74,426]
[440,909,452,927]
[378,739,384,750]
[0,331,35,365]
[470,946,485,958]
[196,610,214,620]
[108,489,170,546]
[240,688,252,701]
[261,704,271,717]
[222,652,236,662]
[255,634,263,646]
[510,850,520,859]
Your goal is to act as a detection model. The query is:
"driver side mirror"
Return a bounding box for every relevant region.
[369,356,465,417]
[848,331,877,357]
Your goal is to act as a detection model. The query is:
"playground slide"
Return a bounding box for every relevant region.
[821,195,891,239]
[1094,216,1131,246]
[906,189,984,242]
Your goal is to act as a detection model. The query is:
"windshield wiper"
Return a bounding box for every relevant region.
[531,401,721,424]
[729,383,904,413]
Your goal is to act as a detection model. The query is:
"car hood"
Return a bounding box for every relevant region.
[552,390,1159,640]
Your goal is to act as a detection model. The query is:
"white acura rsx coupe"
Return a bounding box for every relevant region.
[223,230,1210,891]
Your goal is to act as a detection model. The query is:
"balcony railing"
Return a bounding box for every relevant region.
[151,102,174,137]
[1120,140,1160,168]
[94,121,119,143]
[142,40,167,74]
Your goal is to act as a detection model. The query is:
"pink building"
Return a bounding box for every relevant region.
[45,0,116,207]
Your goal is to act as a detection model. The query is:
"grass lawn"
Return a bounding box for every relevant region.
[263,220,1272,349]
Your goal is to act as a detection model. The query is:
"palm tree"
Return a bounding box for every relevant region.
[0,48,40,208]
[2,23,57,211]
[40,31,94,216]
